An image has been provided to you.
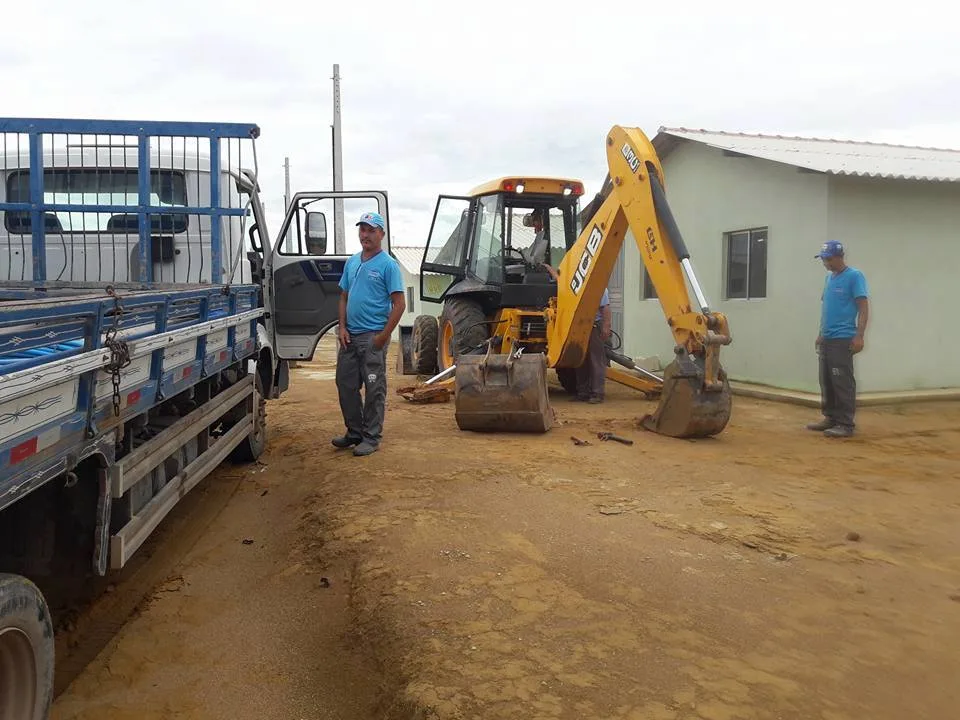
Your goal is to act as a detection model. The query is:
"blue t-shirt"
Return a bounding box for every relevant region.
[339,250,404,334]
[595,288,610,323]
[820,266,868,339]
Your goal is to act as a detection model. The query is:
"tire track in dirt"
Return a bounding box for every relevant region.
[285,340,960,719]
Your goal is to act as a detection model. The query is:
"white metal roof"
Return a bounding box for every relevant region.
[391,245,425,275]
[653,127,960,183]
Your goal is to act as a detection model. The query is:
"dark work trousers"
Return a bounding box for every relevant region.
[819,338,857,429]
[575,322,607,400]
[335,332,388,446]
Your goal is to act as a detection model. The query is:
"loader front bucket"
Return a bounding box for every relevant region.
[454,352,553,433]
[640,350,731,438]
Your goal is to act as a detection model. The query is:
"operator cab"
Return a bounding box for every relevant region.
[420,177,584,310]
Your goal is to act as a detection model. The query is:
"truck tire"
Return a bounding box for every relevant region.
[231,371,267,462]
[556,367,578,395]
[438,298,489,371]
[0,574,54,720]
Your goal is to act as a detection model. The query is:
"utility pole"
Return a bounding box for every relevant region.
[332,63,345,254]
[283,156,291,211]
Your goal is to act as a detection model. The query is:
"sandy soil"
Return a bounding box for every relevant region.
[53,335,960,719]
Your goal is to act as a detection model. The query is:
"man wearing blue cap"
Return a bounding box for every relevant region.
[332,211,405,456]
[807,240,869,438]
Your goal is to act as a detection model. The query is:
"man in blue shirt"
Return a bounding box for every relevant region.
[806,240,869,438]
[332,211,406,456]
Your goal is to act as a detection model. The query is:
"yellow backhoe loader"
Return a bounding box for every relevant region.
[402,125,732,438]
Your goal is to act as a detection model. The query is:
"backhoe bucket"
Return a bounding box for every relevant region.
[640,350,731,438]
[454,352,553,433]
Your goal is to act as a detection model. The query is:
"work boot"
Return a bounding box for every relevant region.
[353,441,379,456]
[332,435,362,449]
[805,418,835,431]
[823,425,854,438]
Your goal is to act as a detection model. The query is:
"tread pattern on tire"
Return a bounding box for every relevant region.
[441,297,489,368]
[0,573,54,720]
[411,315,439,376]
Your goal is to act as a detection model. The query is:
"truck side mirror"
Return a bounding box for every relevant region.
[305,211,328,255]
[248,223,263,254]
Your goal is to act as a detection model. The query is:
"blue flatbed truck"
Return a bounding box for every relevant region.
[0,117,392,718]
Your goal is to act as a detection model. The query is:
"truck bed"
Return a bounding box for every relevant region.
[0,117,264,516]
[0,282,261,513]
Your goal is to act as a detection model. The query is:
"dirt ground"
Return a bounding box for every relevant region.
[53,335,960,719]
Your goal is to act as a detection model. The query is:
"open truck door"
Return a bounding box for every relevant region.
[265,191,390,360]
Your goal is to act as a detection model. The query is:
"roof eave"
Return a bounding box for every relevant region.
[652,127,685,160]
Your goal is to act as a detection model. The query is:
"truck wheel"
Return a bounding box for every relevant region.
[411,315,439,376]
[231,371,267,462]
[556,367,578,395]
[0,574,54,720]
[438,298,488,371]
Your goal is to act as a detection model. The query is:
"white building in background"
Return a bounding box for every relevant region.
[613,126,960,394]
[390,246,442,340]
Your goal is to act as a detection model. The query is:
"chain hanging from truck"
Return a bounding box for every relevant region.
[103,286,131,417]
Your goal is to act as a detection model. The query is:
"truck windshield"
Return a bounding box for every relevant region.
[4,168,188,234]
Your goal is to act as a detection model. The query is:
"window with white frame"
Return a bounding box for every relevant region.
[724,227,767,299]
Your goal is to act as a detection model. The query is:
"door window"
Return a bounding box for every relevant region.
[420,195,472,302]
[277,196,388,256]
[468,194,503,285]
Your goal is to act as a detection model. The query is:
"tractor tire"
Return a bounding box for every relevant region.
[438,297,489,371]
[556,367,578,395]
[0,574,55,720]
[411,315,439,376]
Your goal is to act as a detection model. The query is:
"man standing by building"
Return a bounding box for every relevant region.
[806,240,869,438]
[333,211,405,456]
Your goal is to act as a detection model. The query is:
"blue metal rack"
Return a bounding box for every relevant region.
[0,117,260,284]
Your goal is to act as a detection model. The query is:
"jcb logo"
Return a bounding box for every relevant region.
[571,225,603,295]
[646,227,658,259]
[621,142,640,173]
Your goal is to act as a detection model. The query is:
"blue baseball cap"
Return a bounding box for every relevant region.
[815,240,844,259]
[356,211,385,231]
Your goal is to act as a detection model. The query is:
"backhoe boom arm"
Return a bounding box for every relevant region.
[546,125,730,371]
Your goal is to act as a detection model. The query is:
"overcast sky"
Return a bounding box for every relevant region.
[7,0,959,252]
